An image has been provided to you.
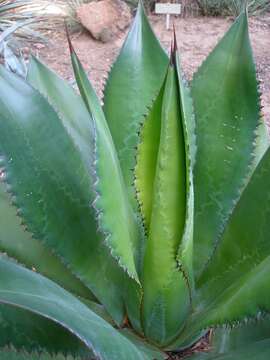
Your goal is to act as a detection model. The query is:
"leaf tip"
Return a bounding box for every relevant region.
[65,21,74,55]
[169,25,178,66]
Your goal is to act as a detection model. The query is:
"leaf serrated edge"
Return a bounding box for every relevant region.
[90,119,140,285]
[192,17,263,279]
[0,93,98,303]
[0,345,83,360]
[0,253,104,360]
[199,80,265,279]
[133,88,163,235]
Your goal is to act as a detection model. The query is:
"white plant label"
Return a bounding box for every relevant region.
[155,3,182,30]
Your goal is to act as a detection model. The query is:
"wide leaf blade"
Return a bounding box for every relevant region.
[0,65,126,324]
[0,255,148,360]
[0,180,93,301]
[175,145,270,344]
[191,12,260,278]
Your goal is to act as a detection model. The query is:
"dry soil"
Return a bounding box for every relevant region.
[33,14,270,124]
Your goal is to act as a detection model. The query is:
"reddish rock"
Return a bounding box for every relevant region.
[76,0,132,43]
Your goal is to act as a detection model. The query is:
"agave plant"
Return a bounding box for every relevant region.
[0,2,269,359]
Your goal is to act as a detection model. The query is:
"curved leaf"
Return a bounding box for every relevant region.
[0,255,147,360]
[0,181,93,300]
[0,304,88,356]
[103,2,169,204]
[192,12,260,278]
[0,65,126,325]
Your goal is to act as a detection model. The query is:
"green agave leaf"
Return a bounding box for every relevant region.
[67,42,143,331]
[26,56,131,324]
[103,1,169,204]
[0,65,126,325]
[176,145,270,344]
[190,317,270,359]
[0,304,89,356]
[175,49,196,289]
[142,65,190,346]
[0,347,81,360]
[68,38,140,283]
[0,180,93,301]
[0,255,148,360]
[192,12,260,278]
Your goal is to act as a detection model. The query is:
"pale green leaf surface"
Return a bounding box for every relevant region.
[0,65,126,325]
[142,66,190,346]
[192,12,260,278]
[103,2,169,204]
[0,255,147,360]
[135,85,164,231]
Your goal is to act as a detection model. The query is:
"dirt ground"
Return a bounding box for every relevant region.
[34,14,270,125]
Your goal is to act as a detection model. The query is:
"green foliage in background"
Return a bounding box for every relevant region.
[0,2,269,359]
[0,0,48,45]
[195,0,270,16]
[0,0,55,76]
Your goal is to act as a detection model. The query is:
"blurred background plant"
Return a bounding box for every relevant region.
[195,0,270,16]
[0,0,65,75]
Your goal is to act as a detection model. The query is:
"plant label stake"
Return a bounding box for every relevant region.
[155,3,181,30]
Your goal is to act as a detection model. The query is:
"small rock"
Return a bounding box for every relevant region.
[76,0,131,43]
